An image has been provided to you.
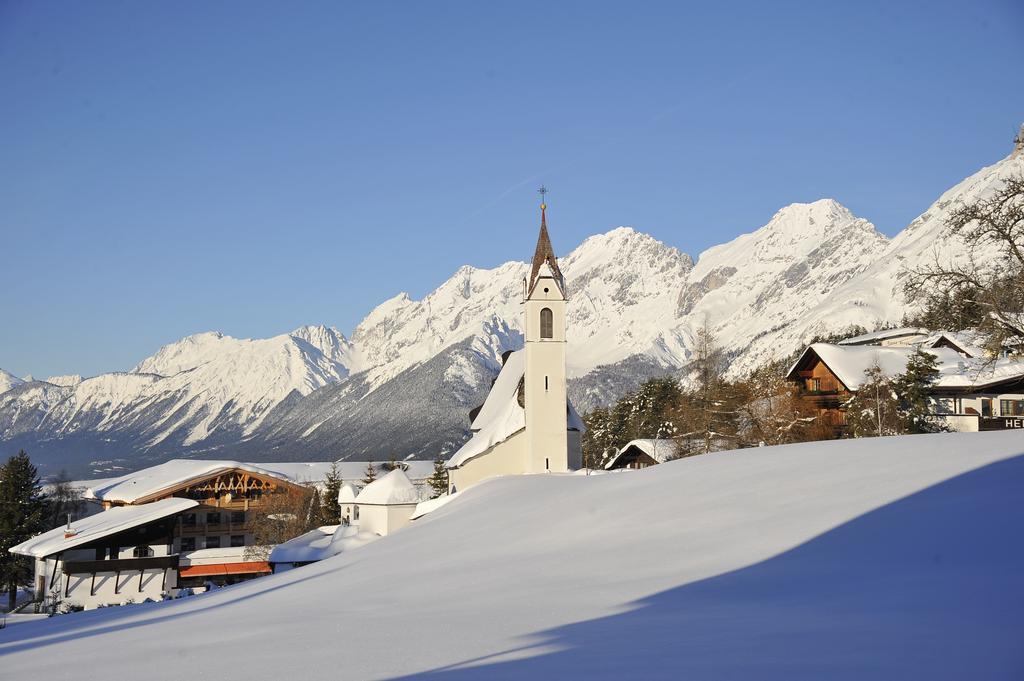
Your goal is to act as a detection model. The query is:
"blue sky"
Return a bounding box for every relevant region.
[2,0,1023,379]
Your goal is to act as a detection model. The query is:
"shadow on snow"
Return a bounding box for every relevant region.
[394,455,1024,680]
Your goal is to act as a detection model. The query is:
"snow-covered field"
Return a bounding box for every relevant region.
[2,431,1023,679]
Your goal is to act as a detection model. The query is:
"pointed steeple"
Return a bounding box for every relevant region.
[527,188,565,297]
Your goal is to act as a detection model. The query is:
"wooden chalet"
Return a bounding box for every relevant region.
[786,345,852,432]
[787,342,1024,434]
[10,461,327,611]
[92,461,316,590]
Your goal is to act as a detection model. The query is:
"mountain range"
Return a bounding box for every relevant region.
[3,134,1022,477]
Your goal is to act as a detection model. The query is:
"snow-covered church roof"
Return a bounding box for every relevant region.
[355,469,421,506]
[446,351,585,470]
[337,483,357,504]
[10,498,197,558]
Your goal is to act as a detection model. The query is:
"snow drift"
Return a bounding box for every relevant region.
[2,430,1022,679]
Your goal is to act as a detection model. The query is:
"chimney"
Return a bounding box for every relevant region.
[63,513,77,539]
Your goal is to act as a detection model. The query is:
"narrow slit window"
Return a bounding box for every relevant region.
[545,376,549,391]
[540,308,553,339]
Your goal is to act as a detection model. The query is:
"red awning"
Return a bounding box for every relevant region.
[178,561,271,578]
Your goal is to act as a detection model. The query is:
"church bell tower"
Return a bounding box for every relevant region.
[523,188,569,473]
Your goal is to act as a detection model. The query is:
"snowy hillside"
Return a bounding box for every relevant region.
[2,139,1022,474]
[2,431,1022,679]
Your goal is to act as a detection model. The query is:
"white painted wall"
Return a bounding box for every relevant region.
[524,275,569,475]
[356,503,417,536]
[32,554,178,611]
[448,429,526,493]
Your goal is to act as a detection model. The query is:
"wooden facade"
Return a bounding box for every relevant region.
[108,468,313,588]
[787,350,850,433]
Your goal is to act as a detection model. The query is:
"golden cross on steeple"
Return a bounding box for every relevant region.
[537,185,548,210]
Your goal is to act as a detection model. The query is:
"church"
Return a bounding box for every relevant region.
[446,195,585,492]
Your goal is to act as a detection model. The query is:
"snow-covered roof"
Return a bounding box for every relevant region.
[604,439,681,469]
[85,459,309,503]
[918,331,986,359]
[469,350,526,431]
[449,350,586,470]
[837,327,930,346]
[449,352,528,469]
[178,546,247,566]
[9,498,197,558]
[354,468,421,506]
[78,459,436,504]
[410,491,461,521]
[790,343,1024,392]
[268,524,377,564]
[338,483,357,504]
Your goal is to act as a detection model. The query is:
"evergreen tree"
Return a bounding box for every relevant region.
[895,349,943,433]
[307,487,328,528]
[384,454,402,472]
[320,463,342,524]
[361,462,378,485]
[428,455,449,498]
[0,451,47,611]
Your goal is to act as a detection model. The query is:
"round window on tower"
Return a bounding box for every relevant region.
[543,287,549,293]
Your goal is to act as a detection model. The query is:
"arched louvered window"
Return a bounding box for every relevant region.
[540,308,553,339]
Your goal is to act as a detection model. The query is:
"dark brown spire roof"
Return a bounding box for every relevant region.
[528,203,565,297]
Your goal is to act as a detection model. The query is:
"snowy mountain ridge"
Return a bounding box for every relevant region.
[1,142,1021,474]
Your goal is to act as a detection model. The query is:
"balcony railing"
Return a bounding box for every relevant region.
[63,555,179,575]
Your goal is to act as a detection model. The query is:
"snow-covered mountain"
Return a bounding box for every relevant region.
[0,326,354,472]
[2,135,1022,476]
[0,368,24,395]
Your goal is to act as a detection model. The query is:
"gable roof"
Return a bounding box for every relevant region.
[788,343,1024,392]
[918,331,985,359]
[604,439,681,469]
[527,205,565,298]
[836,327,930,346]
[9,498,197,559]
[85,459,307,504]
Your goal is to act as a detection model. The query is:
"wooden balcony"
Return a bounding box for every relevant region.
[63,554,179,575]
[179,521,251,535]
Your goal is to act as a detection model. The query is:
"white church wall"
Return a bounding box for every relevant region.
[448,429,527,493]
[358,503,417,536]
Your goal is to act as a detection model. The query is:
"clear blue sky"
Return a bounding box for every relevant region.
[2,0,1023,379]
